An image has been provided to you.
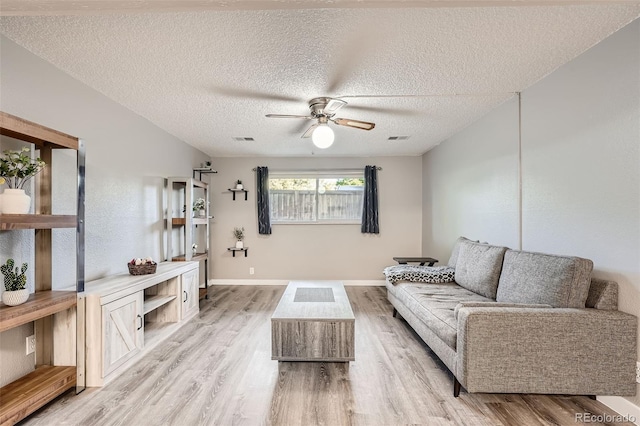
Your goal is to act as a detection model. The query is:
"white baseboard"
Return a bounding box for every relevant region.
[597,396,640,425]
[208,279,385,287]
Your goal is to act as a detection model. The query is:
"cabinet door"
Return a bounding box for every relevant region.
[102,292,144,377]
[181,268,199,320]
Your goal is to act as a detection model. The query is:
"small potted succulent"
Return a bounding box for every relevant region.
[193,198,207,217]
[1,259,29,306]
[233,226,245,249]
[235,179,243,190]
[0,147,46,214]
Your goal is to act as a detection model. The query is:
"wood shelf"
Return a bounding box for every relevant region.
[143,295,177,315]
[144,321,176,347]
[0,214,77,230]
[228,188,248,201]
[0,291,77,333]
[227,247,248,257]
[0,365,76,425]
[0,111,79,150]
[172,217,209,226]
[172,252,208,262]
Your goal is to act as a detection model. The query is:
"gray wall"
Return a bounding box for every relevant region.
[422,20,639,405]
[0,36,209,386]
[209,156,422,282]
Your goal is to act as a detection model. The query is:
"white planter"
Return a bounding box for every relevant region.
[1,189,31,214]
[198,209,206,217]
[236,184,243,190]
[235,240,244,249]
[2,289,29,306]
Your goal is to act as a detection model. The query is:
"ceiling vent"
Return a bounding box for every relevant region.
[232,137,255,141]
[388,136,410,141]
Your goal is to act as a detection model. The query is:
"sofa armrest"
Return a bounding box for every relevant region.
[456,307,637,395]
[453,302,552,320]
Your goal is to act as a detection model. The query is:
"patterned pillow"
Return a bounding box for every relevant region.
[383,265,456,285]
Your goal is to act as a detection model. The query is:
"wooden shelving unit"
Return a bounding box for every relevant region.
[0,214,77,230]
[166,177,210,300]
[0,365,76,425]
[0,291,76,332]
[0,111,85,424]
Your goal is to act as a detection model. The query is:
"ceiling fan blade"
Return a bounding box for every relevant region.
[332,118,376,131]
[266,114,313,119]
[346,104,422,117]
[210,86,302,103]
[323,98,347,115]
[301,123,319,138]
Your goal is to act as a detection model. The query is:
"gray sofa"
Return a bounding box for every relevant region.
[385,237,638,397]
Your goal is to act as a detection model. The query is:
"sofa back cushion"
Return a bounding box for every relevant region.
[447,236,479,267]
[496,250,593,308]
[454,241,507,299]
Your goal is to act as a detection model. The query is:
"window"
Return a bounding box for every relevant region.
[269,171,364,224]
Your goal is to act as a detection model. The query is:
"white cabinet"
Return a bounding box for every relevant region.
[182,268,199,320]
[85,262,199,387]
[102,292,144,377]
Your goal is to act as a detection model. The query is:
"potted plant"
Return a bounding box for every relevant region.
[1,259,29,306]
[235,179,243,190]
[193,198,207,217]
[233,226,245,248]
[0,147,46,214]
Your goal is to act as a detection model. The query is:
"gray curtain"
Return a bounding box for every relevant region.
[256,166,271,235]
[361,165,379,234]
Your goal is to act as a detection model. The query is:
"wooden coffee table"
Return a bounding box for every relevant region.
[271,281,355,362]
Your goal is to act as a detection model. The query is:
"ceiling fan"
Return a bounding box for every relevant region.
[266,97,375,149]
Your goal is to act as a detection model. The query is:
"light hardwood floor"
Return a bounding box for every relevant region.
[23,286,632,426]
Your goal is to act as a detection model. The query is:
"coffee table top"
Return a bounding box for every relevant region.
[271,281,355,321]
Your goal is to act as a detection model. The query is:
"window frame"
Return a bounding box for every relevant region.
[268,170,364,225]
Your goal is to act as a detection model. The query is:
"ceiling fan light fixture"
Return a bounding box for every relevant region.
[312,124,334,149]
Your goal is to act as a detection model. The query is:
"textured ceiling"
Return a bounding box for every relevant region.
[1,3,639,157]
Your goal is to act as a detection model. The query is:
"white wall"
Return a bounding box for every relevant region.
[422,19,640,407]
[422,96,520,259]
[209,156,422,282]
[0,36,209,386]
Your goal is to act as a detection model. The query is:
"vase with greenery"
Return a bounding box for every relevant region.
[193,198,207,217]
[0,147,46,214]
[1,259,29,306]
[233,226,245,248]
[235,179,243,190]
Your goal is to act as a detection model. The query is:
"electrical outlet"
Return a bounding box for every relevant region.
[636,362,640,383]
[249,267,255,275]
[26,335,35,356]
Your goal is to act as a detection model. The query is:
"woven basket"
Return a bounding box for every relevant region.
[128,263,157,275]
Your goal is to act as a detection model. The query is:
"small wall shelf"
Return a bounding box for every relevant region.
[228,247,249,257]
[228,188,248,201]
[192,167,217,180]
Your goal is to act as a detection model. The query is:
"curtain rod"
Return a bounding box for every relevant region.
[252,167,382,171]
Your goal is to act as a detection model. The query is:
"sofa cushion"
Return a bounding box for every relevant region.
[453,301,552,320]
[447,236,478,267]
[383,265,455,285]
[496,250,593,308]
[454,241,507,299]
[388,282,492,350]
